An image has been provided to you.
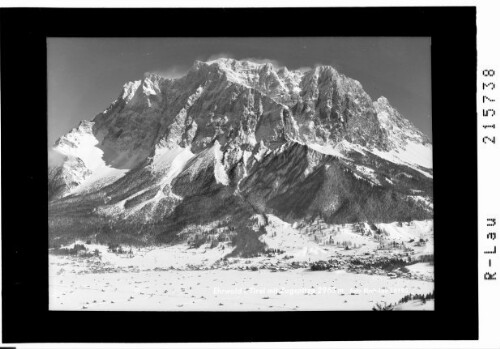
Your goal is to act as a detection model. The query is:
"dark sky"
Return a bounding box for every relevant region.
[48,37,431,145]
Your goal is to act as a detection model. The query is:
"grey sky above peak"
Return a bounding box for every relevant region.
[48,37,431,145]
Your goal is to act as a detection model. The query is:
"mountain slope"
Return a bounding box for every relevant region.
[48,58,433,253]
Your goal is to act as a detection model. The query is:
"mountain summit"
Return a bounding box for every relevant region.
[49,58,433,252]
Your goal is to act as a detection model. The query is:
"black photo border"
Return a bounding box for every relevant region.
[1,7,477,343]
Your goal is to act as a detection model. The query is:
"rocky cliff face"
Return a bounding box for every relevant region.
[49,58,433,251]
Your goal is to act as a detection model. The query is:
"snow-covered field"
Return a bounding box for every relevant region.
[50,267,433,311]
[49,217,434,311]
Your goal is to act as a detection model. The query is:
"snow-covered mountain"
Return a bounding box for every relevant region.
[49,58,433,252]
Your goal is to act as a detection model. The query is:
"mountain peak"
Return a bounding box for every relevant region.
[50,57,432,204]
[198,58,286,78]
[49,57,433,255]
[121,80,142,102]
[376,96,390,105]
[143,71,170,82]
[205,57,270,68]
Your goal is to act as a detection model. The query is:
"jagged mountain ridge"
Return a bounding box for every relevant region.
[49,58,433,250]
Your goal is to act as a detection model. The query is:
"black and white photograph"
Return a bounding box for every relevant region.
[47,37,435,311]
[1,4,485,346]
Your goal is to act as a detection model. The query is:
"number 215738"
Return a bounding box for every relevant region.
[482,69,496,145]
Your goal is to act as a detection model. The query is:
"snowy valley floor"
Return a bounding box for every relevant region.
[49,267,433,311]
[49,218,434,311]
